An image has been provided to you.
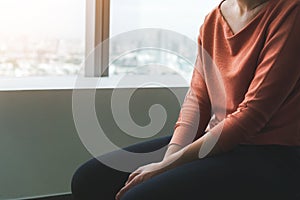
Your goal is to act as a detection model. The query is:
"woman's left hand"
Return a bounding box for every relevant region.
[115,162,165,200]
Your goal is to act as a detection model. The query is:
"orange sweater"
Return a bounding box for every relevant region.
[170,0,300,152]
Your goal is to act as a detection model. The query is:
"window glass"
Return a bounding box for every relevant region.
[110,0,220,77]
[0,0,85,77]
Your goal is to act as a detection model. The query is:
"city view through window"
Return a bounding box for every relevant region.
[0,0,85,77]
[109,0,220,78]
[0,0,219,77]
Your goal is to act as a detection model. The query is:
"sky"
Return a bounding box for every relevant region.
[111,0,220,40]
[0,0,85,39]
[0,0,219,40]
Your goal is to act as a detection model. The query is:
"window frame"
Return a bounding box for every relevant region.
[86,0,218,79]
[87,0,197,79]
[86,0,110,77]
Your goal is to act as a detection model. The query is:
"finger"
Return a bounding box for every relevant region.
[125,172,140,185]
[125,165,147,184]
[116,183,135,200]
[116,176,142,200]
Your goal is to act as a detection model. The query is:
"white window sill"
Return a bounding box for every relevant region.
[0,75,190,91]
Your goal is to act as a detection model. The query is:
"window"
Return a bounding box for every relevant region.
[108,0,220,77]
[1,0,219,79]
[0,0,85,77]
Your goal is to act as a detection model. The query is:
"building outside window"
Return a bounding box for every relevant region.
[0,0,219,78]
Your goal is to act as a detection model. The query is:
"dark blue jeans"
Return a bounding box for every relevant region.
[71,136,300,200]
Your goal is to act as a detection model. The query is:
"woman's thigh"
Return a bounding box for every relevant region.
[71,136,172,200]
[121,145,300,200]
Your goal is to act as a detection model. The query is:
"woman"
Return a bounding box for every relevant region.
[72,0,300,199]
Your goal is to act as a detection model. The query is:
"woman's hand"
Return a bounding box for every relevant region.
[115,143,185,200]
[115,143,198,200]
[115,162,166,200]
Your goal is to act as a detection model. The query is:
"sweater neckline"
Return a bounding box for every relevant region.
[217,0,273,39]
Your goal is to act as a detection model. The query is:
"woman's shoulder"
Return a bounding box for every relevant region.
[266,0,300,31]
[198,0,300,39]
[268,0,300,16]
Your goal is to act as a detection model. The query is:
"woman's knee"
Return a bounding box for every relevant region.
[71,158,109,199]
[71,157,130,200]
[71,160,94,199]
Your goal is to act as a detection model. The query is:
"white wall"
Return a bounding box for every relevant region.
[0,88,187,199]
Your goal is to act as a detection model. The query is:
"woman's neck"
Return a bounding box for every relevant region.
[234,0,270,13]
